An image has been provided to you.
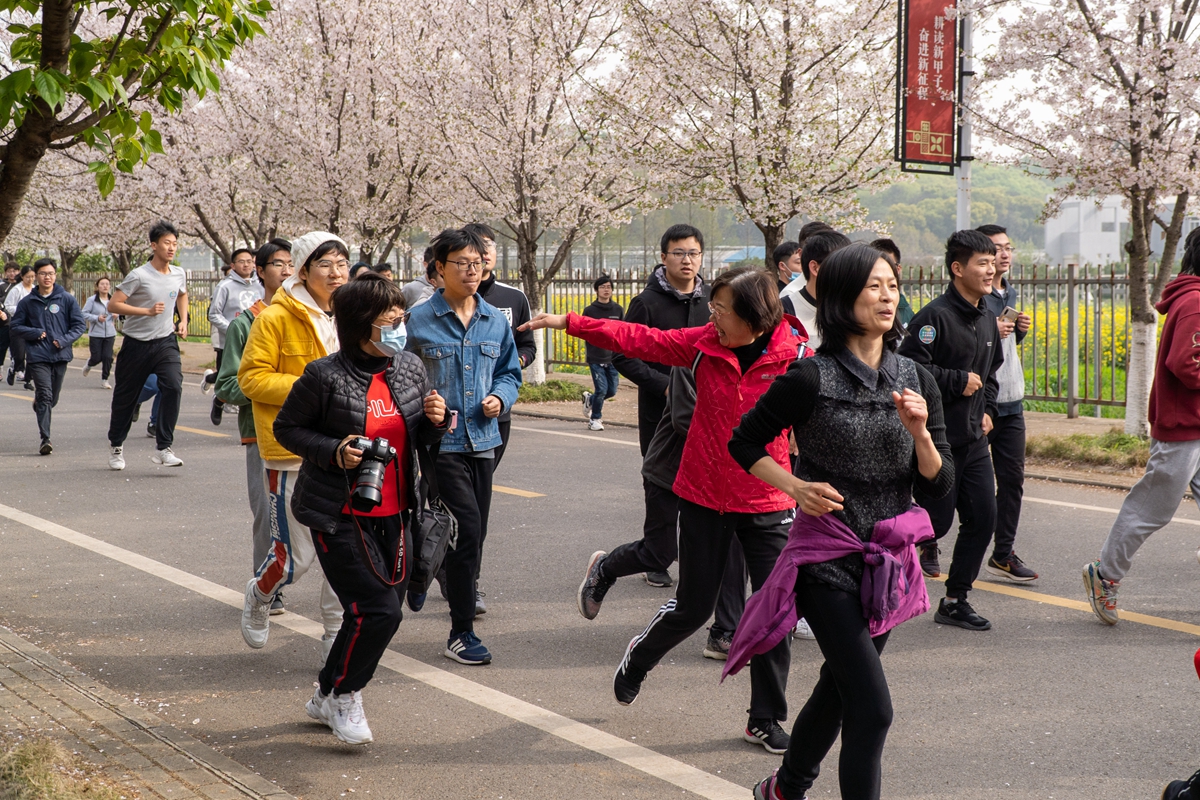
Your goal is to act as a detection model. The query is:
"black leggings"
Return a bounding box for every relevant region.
[776,580,893,800]
[88,336,115,379]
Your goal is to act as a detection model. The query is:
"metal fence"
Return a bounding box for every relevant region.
[66,273,222,339]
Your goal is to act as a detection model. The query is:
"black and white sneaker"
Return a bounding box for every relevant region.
[578,550,615,620]
[744,718,789,754]
[38,440,52,456]
[613,638,647,706]
[934,597,992,631]
[703,629,732,660]
[644,570,673,587]
[1163,767,1200,800]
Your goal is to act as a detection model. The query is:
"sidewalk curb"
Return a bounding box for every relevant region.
[511,408,640,428]
[1026,471,1193,501]
[0,626,296,800]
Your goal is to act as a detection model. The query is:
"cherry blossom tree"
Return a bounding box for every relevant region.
[977,0,1200,436]
[623,0,897,257]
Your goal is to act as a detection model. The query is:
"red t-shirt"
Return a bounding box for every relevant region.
[344,372,409,517]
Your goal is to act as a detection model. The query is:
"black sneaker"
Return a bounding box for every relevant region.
[703,629,732,660]
[131,404,140,422]
[270,593,285,616]
[23,381,33,391]
[39,440,52,456]
[578,550,615,620]
[1163,767,1200,800]
[919,543,941,578]
[475,584,487,615]
[210,396,223,426]
[934,597,992,631]
[985,552,1038,582]
[645,570,673,587]
[744,718,789,754]
[5,368,12,386]
[147,421,156,438]
[613,639,646,706]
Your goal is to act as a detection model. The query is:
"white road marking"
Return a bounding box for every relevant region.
[509,425,641,447]
[1025,495,1200,527]
[0,501,745,800]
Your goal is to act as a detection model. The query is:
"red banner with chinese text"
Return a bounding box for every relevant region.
[896,0,957,171]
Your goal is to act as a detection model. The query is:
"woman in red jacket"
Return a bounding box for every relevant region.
[521,266,805,754]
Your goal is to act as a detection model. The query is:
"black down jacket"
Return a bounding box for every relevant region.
[274,350,447,534]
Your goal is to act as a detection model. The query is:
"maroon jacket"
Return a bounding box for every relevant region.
[566,312,807,513]
[1151,274,1200,442]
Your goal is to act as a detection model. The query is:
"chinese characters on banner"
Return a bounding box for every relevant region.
[895,0,958,172]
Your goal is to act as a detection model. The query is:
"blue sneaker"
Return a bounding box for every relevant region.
[445,630,492,665]
[407,589,427,613]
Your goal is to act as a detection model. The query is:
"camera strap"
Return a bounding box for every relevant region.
[341,449,408,589]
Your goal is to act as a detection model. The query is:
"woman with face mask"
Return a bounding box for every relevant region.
[274,273,448,745]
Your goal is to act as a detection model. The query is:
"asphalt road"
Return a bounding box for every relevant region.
[2,366,1200,799]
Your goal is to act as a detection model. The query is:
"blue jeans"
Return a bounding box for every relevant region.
[589,363,619,420]
[138,374,162,425]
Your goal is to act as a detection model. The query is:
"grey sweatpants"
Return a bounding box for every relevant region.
[245,443,272,572]
[1099,438,1200,582]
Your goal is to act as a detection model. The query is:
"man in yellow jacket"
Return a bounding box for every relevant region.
[238,231,349,658]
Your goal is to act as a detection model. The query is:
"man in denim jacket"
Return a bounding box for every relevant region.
[406,227,522,665]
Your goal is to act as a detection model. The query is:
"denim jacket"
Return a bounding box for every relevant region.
[406,289,523,453]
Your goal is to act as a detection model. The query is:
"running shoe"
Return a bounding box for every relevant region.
[108,446,125,471]
[210,397,223,426]
[14,370,23,381]
[445,630,492,665]
[101,380,112,390]
[986,552,1038,582]
[131,404,140,422]
[744,718,790,754]
[82,362,92,377]
[5,368,12,386]
[934,597,992,631]
[270,593,285,615]
[200,368,215,395]
[326,690,373,745]
[305,684,330,724]
[753,770,806,800]
[792,617,816,640]
[613,638,646,706]
[578,550,614,620]
[587,418,604,431]
[475,585,487,615]
[151,448,183,467]
[1162,767,1200,800]
[703,630,732,660]
[146,422,155,438]
[581,390,593,412]
[406,588,426,612]
[919,543,941,578]
[23,381,32,391]
[38,440,52,456]
[240,578,271,649]
[645,570,673,587]
[1083,560,1120,625]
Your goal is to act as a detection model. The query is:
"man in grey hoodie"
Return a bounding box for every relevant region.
[204,248,263,425]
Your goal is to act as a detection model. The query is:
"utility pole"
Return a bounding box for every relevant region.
[956,11,974,231]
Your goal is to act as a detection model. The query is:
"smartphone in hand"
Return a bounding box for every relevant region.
[1000,306,1020,323]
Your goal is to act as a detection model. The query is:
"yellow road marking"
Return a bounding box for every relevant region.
[175,425,231,439]
[493,485,545,498]
[0,392,31,402]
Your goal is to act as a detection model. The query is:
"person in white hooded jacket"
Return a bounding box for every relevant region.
[203,248,263,425]
[237,231,346,660]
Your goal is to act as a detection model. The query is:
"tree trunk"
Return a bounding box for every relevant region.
[757,221,788,269]
[1125,321,1156,437]
[1124,187,1157,437]
[515,230,547,384]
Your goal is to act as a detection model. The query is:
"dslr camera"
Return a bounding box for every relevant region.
[349,436,398,512]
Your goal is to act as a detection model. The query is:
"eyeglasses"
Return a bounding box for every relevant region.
[312,259,350,272]
[444,259,483,274]
[668,250,703,262]
[995,245,1015,254]
[374,315,408,330]
[232,258,255,265]
[707,302,730,319]
[266,259,293,269]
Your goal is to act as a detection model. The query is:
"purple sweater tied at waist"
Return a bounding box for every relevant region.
[722,505,934,680]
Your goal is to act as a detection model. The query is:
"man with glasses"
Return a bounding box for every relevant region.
[203,248,263,426]
[9,258,85,455]
[977,224,1038,582]
[106,221,189,469]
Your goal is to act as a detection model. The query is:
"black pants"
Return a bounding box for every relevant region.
[920,436,996,599]
[313,515,410,696]
[435,453,495,633]
[987,412,1025,561]
[204,348,223,384]
[87,336,115,380]
[712,536,747,637]
[27,361,66,442]
[108,335,183,449]
[777,581,892,800]
[494,418,511,469]
[9,333,25,375]
[602,479,678,577]
[0,326,10,367]
[627,498,791,720]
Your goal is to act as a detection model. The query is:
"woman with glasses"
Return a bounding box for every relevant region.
[274,273,448,744]
[238,232,348,663]
[404,227,523,667]
[521,266,807,754]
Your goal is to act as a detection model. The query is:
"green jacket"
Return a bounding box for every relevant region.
[897,292,915,327]
[215,299,265,443]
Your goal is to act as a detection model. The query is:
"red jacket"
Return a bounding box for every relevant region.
[1151,274,1200,441]
[566,312,808,513]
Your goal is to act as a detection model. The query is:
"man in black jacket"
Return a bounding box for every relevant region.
[611,223,710,587]
[899,229,1003,631]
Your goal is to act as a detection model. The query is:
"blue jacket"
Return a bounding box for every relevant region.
[406,290,523,453]
[10,284,86,364]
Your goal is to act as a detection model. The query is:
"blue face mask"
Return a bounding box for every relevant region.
[373,321,407,357]
[790,272,802,282]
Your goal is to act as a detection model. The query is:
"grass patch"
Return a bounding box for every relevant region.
[0,737,135,799]
[1026,430,1150,469]
[517,379,584,404]
[549,364,590,375]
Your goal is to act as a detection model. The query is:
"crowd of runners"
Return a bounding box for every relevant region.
[4,217,1200,799]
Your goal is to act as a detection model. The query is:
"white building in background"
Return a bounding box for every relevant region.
[1043,196,1125,266]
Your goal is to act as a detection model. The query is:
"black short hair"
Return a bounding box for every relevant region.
[230,248,255,263]
[33,257,57,272]
[800,231,851,280]
[331,273,407,360]
[19,265,33,277]
[149,220,179,243]
[660,224,704,255]
[371,263,393,274]
[797,221,834,246]
[255,238,291,270]
[870,238,902,262]
[430,227,486,266]
[304,240,351,270]
[3,261,18,272]
[464,222,497,242]
[593,274,613,291]
[945,229,997,273]
[709,266,783,334]
[975,224,1008,238]
[1182,227,1200,276]
[815,242,904,355]
[772,241,801,270]
[423,246,438,278]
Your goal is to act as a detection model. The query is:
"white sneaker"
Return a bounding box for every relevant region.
[792,617,816,640]
[321,633,335,663]
[305,684,330,724]
[587,419,604,431]
[82,363,92,377]
[200,368,215,395]
[151,448,183,467]
[240,578,271,649]
[326,691,373,745]
[101,380,112,390]
[108,446,125,471]
[14,371,23,381]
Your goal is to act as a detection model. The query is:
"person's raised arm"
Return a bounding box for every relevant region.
[611,296,669,395]
[521,311,699,368]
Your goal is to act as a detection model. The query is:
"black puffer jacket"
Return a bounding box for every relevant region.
[274,350,447,533]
